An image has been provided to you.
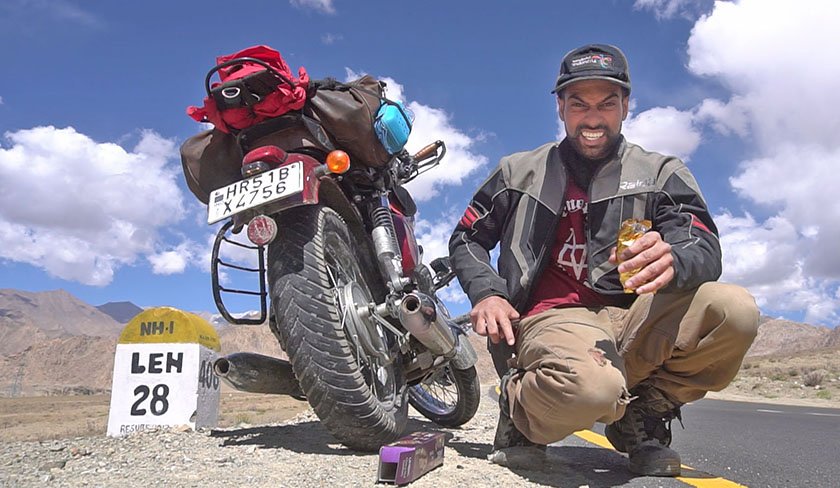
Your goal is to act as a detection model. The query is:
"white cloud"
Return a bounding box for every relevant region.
[716,211,838,324]
[623,106,702,161]
[321,33,343,45]
[290,0,335,14]
[554,98,702,162]
[149,241,195,275]
[684,0,840,323]
[0,126,185,285]
[694,97,750,137]
[687,0,840,149]
[415,215,469,306]
[634,0,715,20]
[0,96,4,105]
[344,70,488,201]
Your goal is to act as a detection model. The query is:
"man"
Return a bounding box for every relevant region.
[448,44,758,477]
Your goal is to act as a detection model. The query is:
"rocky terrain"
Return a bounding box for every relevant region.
[1,288,839,486]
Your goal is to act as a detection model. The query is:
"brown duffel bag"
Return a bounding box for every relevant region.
[304,75,392,168]
[181,76,394,204]
[180,117,326,204]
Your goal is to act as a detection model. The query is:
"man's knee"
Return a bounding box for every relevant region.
[519,359,628,428]
[697,282,759,344]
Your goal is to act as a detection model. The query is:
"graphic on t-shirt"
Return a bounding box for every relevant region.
[556,195,588,281]
[557,229,586,280]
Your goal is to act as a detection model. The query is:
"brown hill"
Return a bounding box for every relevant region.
[0,289,120,356]
[0,322,286,397]
[0,336,116,396]
[747,317,833,357]
[1,286,837,398]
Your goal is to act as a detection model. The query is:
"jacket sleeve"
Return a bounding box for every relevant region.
[654,161,722,292]
[448,164,512,306]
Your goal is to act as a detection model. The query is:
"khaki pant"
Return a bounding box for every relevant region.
[504,282,759,445]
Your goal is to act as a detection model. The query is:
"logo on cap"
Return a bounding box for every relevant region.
[571,54,614,70]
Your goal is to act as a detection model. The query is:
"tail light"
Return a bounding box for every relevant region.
[242,145,288,178]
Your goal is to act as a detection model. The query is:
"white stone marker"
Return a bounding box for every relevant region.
[107,307,221,437]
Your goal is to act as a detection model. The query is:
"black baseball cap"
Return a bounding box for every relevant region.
[551,44,631,94]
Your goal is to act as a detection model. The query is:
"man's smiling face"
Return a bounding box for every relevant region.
[558,79,629,161]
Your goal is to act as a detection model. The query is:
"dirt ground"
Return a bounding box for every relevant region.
[710,348,840,407]
[3,347,838,443]
[0,387,308,443]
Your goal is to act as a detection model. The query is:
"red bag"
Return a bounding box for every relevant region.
[187,45,310,133]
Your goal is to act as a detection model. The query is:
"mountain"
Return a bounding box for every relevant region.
[747,316,834,357]
[96,301,144,324]
[2,286,839,397]
[0,289,121,356]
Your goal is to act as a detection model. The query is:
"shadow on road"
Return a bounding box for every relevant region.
[446,440,638,488]
[210,416,447,456]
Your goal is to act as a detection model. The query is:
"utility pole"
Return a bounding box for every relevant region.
[9,361,25,397]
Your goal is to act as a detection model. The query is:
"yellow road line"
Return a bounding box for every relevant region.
[573,430,747,488]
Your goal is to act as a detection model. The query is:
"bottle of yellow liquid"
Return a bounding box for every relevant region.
[616,218,652,293]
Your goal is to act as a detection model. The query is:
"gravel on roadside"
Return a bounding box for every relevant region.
[3,389,600,488]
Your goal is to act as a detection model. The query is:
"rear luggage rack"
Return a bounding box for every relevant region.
[211,220,269,325]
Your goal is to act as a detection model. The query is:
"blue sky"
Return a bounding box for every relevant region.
[2,0,839,327]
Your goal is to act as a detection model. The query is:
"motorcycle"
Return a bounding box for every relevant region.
[195,64,480,451]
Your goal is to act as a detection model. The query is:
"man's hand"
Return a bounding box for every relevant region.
[609,230,674,294]
[469,295,519,346]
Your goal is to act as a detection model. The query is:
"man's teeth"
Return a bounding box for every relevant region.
[581,130,604,140]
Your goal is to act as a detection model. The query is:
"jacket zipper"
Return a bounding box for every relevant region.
[515,159,566,313]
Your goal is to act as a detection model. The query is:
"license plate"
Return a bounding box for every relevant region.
[207,162,303,224]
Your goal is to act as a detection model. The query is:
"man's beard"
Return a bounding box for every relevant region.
[568,125,622,162]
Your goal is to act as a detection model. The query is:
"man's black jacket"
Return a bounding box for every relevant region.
[448,137,722,313]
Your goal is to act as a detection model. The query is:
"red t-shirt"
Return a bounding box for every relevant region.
[524,179,626,318]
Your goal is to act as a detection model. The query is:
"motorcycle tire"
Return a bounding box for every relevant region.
[267,205,408,451]
[409,365,481,428]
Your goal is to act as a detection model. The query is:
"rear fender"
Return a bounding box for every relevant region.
[232,153,323,229]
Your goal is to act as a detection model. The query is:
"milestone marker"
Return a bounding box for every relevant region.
[107,307,221,437]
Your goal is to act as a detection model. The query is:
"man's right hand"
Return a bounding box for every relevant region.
[469,295,520,346]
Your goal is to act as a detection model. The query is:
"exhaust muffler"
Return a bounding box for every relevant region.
[213,352,304,399]
[398,292,457,358]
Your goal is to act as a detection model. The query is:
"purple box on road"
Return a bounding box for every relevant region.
[377,431,445,485]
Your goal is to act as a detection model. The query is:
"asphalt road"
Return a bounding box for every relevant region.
[519,397,840,487]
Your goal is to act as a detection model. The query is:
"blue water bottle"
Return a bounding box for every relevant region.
[374,100,415,154]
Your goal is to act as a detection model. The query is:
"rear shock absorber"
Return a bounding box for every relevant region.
[370,195,406,292]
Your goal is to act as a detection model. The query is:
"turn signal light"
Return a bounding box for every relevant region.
[326,150,351,174]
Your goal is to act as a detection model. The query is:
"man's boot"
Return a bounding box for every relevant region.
[488,368,547,468]
[605,382,683,477]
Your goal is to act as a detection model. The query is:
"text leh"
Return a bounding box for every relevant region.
[131,352,183,374]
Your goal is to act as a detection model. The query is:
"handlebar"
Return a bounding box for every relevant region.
[412,140,444,163]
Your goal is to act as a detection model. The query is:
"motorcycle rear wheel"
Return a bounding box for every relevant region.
[409,365,480,428]
[267,205,408,451]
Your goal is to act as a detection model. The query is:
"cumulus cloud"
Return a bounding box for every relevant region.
[290,0,335,14]
[623,106,702,161]
[634,0,715,20]
[344,69,488,201]
[694,97,750,137]
[414,215,469,305]
[685,0,840,323]
[0,126,185,285]
[148,241,196,275]
[555,101,702,161]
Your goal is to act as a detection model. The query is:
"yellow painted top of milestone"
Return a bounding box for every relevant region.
[118,307,220,351]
